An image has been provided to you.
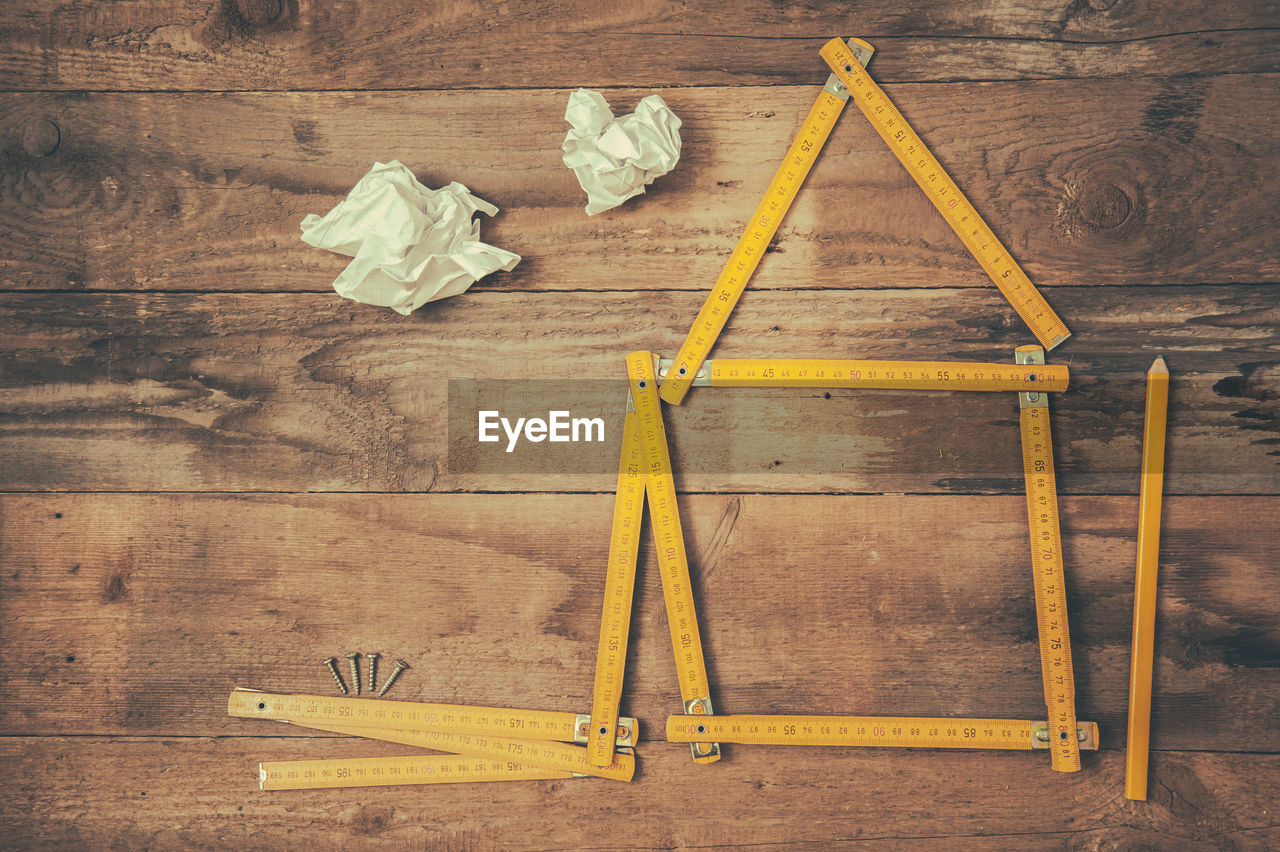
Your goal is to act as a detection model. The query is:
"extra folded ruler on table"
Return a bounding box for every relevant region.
[661,37,1069,405]
[229,688,637,789]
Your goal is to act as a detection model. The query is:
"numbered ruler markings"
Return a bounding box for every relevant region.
[705,358,1068,392]
[586,404,646,767]
[667,715,1098,751]
[660,40,875,405]
[1017,346,1081,772]
[290,719,636,782]
[820,38,1069,350]
[627,352,721,763]
[228,689,635,746]
[259,754,576,790]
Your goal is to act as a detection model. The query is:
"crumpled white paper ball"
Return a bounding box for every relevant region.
[300,160,520,315]
[561,89,682,216]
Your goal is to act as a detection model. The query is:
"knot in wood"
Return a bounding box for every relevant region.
[232,0,283,27]
[21,118,61,158]
[1077,181,1133,231]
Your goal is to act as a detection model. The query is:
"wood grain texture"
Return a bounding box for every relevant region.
[0,1,1276,91]
[2,2,1275,847]
[1,737,1276,850]
[1,494,1275,752]
[2,77,1276,293]
[2,288,1276,493]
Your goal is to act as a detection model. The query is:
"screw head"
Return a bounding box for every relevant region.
[322,656,337,666]
[394,659,410,670]
[344,651,359,660]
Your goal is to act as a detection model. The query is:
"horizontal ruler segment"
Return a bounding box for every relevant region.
[259,754,577,790]
[659,358,1068,392]
[667,715,1099,751]
[228,689,636,746]
[283,719,635,782]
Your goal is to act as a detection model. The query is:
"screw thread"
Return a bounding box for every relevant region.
[323,658,348,695]
[378,661,409,697]
[365,654,379,695]
[345,653,361,695]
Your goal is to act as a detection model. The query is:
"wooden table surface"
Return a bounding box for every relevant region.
[2,1,1278,848]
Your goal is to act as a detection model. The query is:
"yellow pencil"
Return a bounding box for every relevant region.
[1125,356,1169,801]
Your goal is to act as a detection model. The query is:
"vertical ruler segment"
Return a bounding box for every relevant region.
[1016,345,1081,772]
[586,401,646,766]
[659,40,875,405]
[626,352,721,763]
[821,38,1069,350]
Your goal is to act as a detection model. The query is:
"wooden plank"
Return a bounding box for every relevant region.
[1,493,1275,752]
[1,288,1276,493]
[1,737,1276,849]
[0,1,1276,90]
[1,77,1276,293]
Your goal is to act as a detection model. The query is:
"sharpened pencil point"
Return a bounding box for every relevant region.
[1149,356,1168,375]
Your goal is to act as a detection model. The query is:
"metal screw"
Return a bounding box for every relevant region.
[322,657,348,695]
[377,659,410,697]
[365,653,380,695]
[344,651,361,695]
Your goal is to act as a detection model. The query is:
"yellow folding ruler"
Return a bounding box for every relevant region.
[662,37,1070,404]
[229,688,637,788]
[820,38,1069,351]
[258,754,573,791]
[659,38,875,405]
[639,346,1082,769]
[668,715,1098,752]
[658,357,1068,392]
[586,394,645,765]
[1015,345,1080,771]
[586,353,722,767]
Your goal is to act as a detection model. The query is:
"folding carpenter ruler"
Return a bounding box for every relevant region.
[657,357,1068,392]
[586,353,721,767]
[258,755,573,791]
[820,38,1069,351]
[229,688,637,788]
[662,37,1069,404]
[668,715,1098,752]
[586,394,645,766]
[1015,345,1081,771]
[659,38,875,405]
[634,345,1082,768]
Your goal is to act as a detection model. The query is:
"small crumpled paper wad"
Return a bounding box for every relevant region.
[561,89,682,215]
[300,160,520,315]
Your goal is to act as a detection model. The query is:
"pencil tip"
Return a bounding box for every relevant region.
[1150,356,1168,374]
